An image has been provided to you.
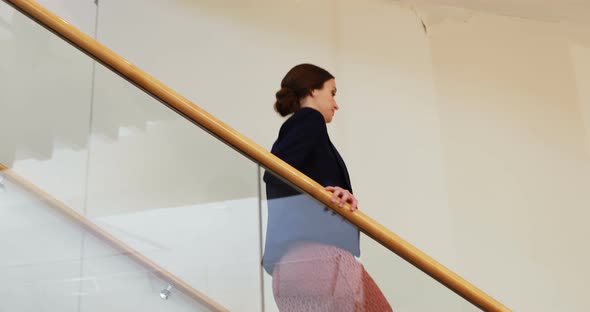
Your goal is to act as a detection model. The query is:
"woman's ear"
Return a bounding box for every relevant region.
[310,88,318,98]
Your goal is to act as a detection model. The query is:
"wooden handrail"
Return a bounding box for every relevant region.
[0,163,229,312]
[4,0,511,311]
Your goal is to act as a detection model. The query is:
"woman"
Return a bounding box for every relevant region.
[262,64,392,311]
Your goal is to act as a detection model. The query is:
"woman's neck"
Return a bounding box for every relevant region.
[300,98,319,112]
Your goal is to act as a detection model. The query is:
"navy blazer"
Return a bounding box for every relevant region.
[262,107,360,274]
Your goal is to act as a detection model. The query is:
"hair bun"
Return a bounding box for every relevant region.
[274,87,299,116]
[276,87,295,99]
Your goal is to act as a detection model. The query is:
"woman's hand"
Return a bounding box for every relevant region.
[325,186,358,211]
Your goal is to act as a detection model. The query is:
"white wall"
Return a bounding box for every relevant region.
[2,0,590,311]
[568,32,590,157]
[422,12,590,311]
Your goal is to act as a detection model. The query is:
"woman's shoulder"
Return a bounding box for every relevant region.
[281,107,326,133]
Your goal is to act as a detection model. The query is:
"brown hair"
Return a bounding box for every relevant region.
[274,64,334,116]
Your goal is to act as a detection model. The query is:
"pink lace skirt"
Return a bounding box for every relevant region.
[272,242,393,312]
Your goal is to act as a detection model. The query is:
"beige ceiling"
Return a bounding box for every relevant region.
[398,0,590,23]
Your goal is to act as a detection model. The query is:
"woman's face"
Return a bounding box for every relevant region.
[311,79,339,123]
